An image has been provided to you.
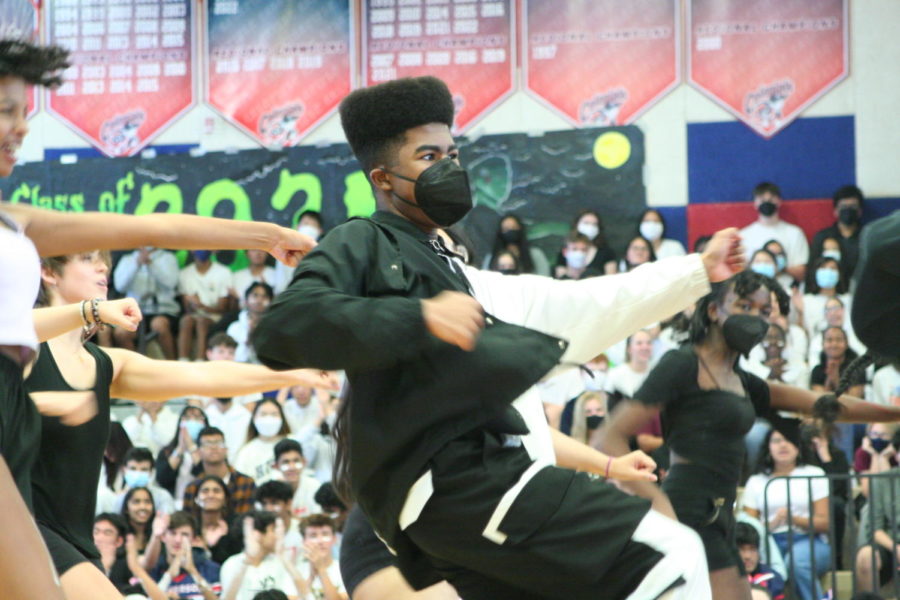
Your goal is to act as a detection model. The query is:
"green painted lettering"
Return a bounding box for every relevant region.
[270,169,322,228]
[343,170,376,218]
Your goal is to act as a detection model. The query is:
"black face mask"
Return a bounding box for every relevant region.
[385,158,472,227]
[586,415,604,430]
[870,438,890,453]
[722,314,769,358]
[500,229,523,245]
[757,201,778,217]
[838,207,859,226]
[498,268,518,276]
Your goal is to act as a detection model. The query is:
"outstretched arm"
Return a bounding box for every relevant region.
[549,428,656,482]
[3,202,315,266]
[32,298,141,342]
[106,347,339,402]
[769,382,900,423]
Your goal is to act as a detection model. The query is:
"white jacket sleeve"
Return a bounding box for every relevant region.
[462,254,711,365]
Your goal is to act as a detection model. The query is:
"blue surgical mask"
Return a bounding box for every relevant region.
[816,268,840,290]
[124,469,151,488]
[183,420,205,441]
[193,250,212,262]
[774,254,786,272]
[751,263,776,279]
[822,249,842,262]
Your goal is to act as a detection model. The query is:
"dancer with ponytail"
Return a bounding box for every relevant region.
[597,269,900,600]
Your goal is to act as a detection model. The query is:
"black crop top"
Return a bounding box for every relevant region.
[634,345,770,485]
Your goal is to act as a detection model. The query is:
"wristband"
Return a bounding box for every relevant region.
[604,456,612,479]
[91,298,104,329]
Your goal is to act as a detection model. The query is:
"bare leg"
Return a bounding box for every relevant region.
[150,316,176,359]
[709,566,752,600]
[855,544,881,592]
[112,327,136,351]
[178,314,195,359]
[353,567,458,600]
[60,562,123,600]
[0,457,65,600]
[195,316,212,358]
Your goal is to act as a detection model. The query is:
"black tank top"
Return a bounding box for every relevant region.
[27,341,113,560]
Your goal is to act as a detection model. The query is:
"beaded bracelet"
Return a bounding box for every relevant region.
[90,298,104,330]
[80,300,90,326]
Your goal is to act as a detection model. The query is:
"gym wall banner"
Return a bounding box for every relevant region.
[0,127,645,267]
[1,0,40,119]
[45,0,196,157]
[205,0,354,147]
[688,0,848,138]
[524,0,680,127]
[362,0,515,134]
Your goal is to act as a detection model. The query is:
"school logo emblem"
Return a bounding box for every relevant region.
[579,88,628,126]
[744,79,795,135]
[100,111,146,156]
[258,103,304,147]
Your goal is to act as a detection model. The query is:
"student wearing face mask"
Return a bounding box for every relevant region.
[234,399,293,482]
[97,447,176,516]
[555,232,602,280]
[553,210,618,277]
[762,239,795,295]
[487,250,521,276]
[796,257,850,338]
[811,185,865,279]
[638,209,686,260]
[597,270,900,600]
[569,392,607,445]
[156,406,211,501]
[275,210,325,294]
[855,423,898,500]
[739,182,810,282]
[482,214,550,276]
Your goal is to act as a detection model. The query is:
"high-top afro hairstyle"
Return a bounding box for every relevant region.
[339,76,455,172]
[0,39,70,88]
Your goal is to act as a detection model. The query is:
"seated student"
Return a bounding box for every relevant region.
[190,475,240,565]
[182,426,256,516]
[227,282,274,364]
[220,511,301,600]
[604,329,655,414]
[810,185,865,279]
[555,232,603,280]
[235,398,296,481]
[203,333,262,458]
[256,481,304,562]
[155,406,211,503]
[855,437,900,593]
[742,322,810,389]
[806,297,866,367]
[810,326,865,398]
[736,522,785,600]
[93,513,135,593]
[120,486,156,555]
[488,249,521,276]
[797,256,851,338]
[481,213,550,276]
[178,250,233,361]
[98,447,176,515]
[278,383,325,462]
[148,511,221,600]
[112,245,181,359]
[232,249,278,309]
[638,208,686,260]
[313,483,349,536]
[855,423,899,499]
[297,514,348,600]
[762,239,796,296]
[553,210,618,278]
[617,234,656,273]
[568,391,607,445]
[740,182,809,282]
[871,361,900,406]
[270,439,322,520]
[275,210,325,294]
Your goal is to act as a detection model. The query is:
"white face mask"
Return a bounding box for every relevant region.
[254,416,283,437]
[577,222,599,240]
[566,249,587,270]
[297,224,321,241]
[639,221,664,242]
[822,249,842,262]
[583,369,606,391]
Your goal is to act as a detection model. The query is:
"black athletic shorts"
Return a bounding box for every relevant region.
[38,523,102,576]
[340,506,397,597]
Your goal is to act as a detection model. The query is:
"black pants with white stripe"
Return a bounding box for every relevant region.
[403,430,711,600]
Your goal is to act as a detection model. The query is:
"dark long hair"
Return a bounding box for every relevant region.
[755,426,808,476]
[490,214,535,274]
[816,326,859,373]
[245,398,291,442]
[570,210,609,249]
[162,406,209,456]
[190,475,231,526]
[332,384,354,505]
[104,422,133,490]
[120,486,155,544]
[807,256,849,295]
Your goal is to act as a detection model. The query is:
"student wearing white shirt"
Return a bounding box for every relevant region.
[297,514,348,600]
[269,439,322,521]
[113,246,181,358]
[275,211,324,294]
[604,329,655,412]
[234,399,293,482]
[232,249,278,307]
[805,297,865,366]
[227,282,274,364]
[638,208,686,260]
[177,250,233,360]
[796,256,851,338]
[122,401,179,456]
[220,511,300,600]
[256,481,305,564]
[96,447,176,516]
[740,182,809,282]
[872,363,900,406]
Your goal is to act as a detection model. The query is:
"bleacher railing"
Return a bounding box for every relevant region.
[761,471,900,599]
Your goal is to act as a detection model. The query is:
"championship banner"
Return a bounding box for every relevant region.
[1,0,40,119]
[688,0,848,138]
[524,0,679,126]
[205,0,354,147]
[46,0,196,156]
[362,0,514,134]
[0,127,645,266]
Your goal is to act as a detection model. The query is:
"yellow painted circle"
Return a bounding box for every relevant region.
[593,131,631,169]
